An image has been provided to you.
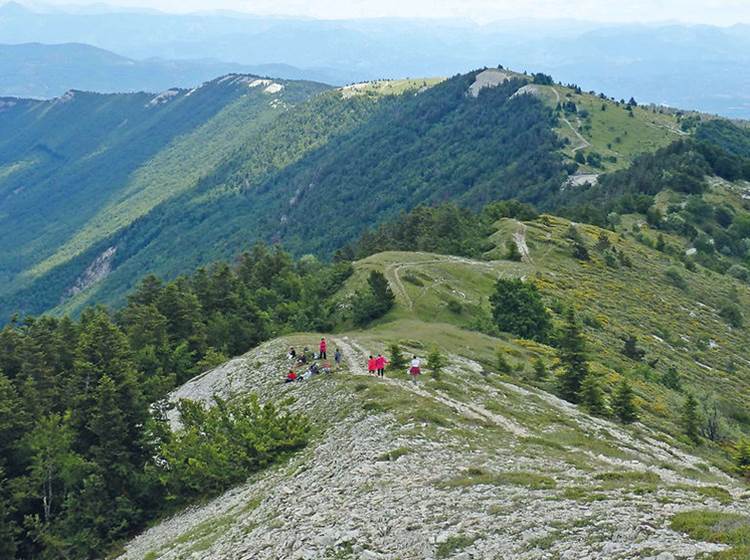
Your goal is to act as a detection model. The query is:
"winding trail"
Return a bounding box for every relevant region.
[332,336,529,436]
[551,87,591,153]
[383,255,500,311]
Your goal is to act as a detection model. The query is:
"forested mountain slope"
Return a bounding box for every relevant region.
[2,67,750,324]
[0,74,331,319]
[3,203,750,559]
[4,69,566,320]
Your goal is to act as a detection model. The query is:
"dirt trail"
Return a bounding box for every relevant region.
[384,255,498,311]
[332,336,529,436]
[551,87,590,153]
[511,222,532,264]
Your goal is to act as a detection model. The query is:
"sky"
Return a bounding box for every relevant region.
[31,0,750,25]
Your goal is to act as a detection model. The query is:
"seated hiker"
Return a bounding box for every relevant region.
[321,361,332,374]
[310,362,320,375]
[284,370,297,383]
[287,347,297,360]
[297,351,308,365]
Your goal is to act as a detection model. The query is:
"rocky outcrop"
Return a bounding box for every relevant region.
[63,246,116,299]
[119,335,746,560]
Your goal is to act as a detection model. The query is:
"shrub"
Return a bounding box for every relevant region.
[665,267,688,290]
[728,265,750,283]
[490,279,552,343]
[159,395,309,503]
[720,303,744,328]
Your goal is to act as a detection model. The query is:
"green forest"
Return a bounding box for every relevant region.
[0,244,358,558]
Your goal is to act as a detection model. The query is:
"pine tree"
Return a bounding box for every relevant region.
[387,343,407,371]
[557,308,589,403]
[496,351,512,374]
[683,393,701,443]
[427,347,447,380]
[0,474,16,560]
[736,439,750,479]
[533,357,548,380]
[622,335,645,361]
[579,373,608,416]
[612,379,638,423]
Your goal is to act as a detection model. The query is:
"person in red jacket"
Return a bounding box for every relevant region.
[319,337,327,360]
[367,355,376,375]
[375,353,388,377]
[284,370,297,384]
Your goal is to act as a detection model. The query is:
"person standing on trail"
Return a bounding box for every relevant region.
[409,356,421,383]
[375,353,388,377]
[334,348,342,368]
[319,338,327,360]
[368,355,377,375]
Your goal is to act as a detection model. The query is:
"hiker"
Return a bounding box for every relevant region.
[409,356,421,383]
[284,370,297,383]
[298,348,309,365]
[334,348,342,368]
[376,353,388,377]
[287,347,296,360]
[319,338,327,360]
[368,355,377,375]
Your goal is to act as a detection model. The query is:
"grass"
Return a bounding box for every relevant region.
[441,467,557,490]
[376,447,411,462]
[671,510,750,554]
[534,83,683,172]
[436,534,476,559]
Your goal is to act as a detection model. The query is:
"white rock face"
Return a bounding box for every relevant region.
[148,89,181,107]
[468,69,512,97]
[63,246,117,298]
[119,336,744,560]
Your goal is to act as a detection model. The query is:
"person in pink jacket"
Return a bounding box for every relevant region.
[375,354,388,377]
[319,337,327,360]
[368,355,377,375]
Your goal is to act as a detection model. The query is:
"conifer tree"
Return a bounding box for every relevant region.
[427,347,447,380]
[736,439,750,479]
[0,471,16,559]
[388,343,407,371]
[683,393,701,443]
[579,373,608,416]
[612,379,638,423]
[622,335,645,361]
[557,308,589,403]
[533,357,548,380]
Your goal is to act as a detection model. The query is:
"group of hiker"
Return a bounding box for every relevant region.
[284,337,423,384]
[284,338,339,383]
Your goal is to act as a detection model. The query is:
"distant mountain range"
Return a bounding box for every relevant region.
[1,2,750,116]
[0,42,350,98]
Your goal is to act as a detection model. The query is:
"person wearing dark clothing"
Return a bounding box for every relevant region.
[334,348,342,367]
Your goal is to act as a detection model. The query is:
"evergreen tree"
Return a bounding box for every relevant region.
[660,366,682,392]
[579,373,608,416]
[0,492,16,559]
[621,335,645,361]
[496,351,512,374]
[490,279,552,342]
[682,393,701,443]
[612,379,638,423]
[736,439,750,479]
[387,343,407,372]
[557,308,589,403]
[533,357,548,380]
[427,348,447,380]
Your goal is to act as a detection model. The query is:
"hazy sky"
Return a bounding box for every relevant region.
[36,0,750,25]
